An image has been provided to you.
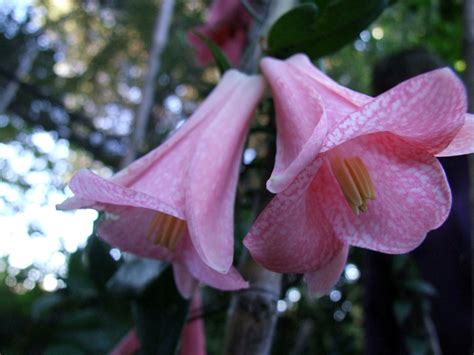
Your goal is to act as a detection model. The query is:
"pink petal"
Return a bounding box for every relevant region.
[180,292,206,355]
[109,70,242,214]
[179,237,248,291]
[110,328,140,355]
[437,113,474,157]
[323,68,467,154]
[67,169,183,218]
[186,72,265,273]
[244,158,344,274]
[206,0,244,25]
[56,196,97,210]
[304,243,349,296]
[320,133,452,253]
[260,56,329,193]
[188,0,251,66]
[284,54,372,108]
[98,206,175,261]
[173,261,199,299]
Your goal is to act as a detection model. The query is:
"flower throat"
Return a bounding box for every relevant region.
[330,156,376,215]
[146,213,186,251]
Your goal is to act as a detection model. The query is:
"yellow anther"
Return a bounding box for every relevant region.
[146,213,186,251]
[330,155,376,215]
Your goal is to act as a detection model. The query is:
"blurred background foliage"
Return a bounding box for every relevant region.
[0,0,467,354]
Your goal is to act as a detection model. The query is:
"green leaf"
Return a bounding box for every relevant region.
[84,235,120,291]
[192,31,232,74]
[393,300,413,324]
[132,266,190,355]
[267,4,320,59]
[404,280,438,297]
[66,249,97,299]
[406,336,429,355]
[267,0,391,60]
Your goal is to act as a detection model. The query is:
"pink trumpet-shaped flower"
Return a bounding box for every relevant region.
[59,69,266,297]
[244,54,474,294]
[110,291,206,355]
[188,0,252,66]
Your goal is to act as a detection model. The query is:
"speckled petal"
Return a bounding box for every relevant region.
[323,68,467,154]
[186,72,265,273]
[97,206,175,261]
[304,243,349,295]
[260,56,329,193]
[437,113,474,157]
[108,70,245,213]
[180,292,206,355]
[244,158,344,274]
[283,54,372,109]
[173,261,199,299]
[179,237,248,291]
[67,169,183,218]
[56,196,97,210]
[320,133,452,253]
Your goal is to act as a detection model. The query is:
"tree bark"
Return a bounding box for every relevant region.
[122,0,174,166]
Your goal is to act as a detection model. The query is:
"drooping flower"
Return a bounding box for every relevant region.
[244,54,474,294]
[59,69,266,297]
[188,0,252,66]
[110,291,206,355]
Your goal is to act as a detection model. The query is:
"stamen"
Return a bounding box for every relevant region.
[330,155,376,215]
[330,156,363,213]
[146,213,186,251]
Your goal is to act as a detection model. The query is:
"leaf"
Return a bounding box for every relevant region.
[84,235,120,291]
[132,266,190,355]
[267,4,320,59]
[267,0,391,60]
[404,280,438,297]
[393,300,413,324]
[406,336,429,355]
[192,31,232,74]
[66,249,97,299]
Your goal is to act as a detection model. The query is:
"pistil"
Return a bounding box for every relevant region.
[330,155,376,215]
[146,213,186,251]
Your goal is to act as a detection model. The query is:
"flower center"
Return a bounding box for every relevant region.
[329,155,376,215]
[146,213,186,251]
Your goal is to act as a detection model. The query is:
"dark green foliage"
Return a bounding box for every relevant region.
[132,266,190,355]
[267,0,392,60]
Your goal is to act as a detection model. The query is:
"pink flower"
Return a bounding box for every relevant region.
[244,54,474,294]
[110,292,206,355]
[188,0,252,66]
[179,291,206,355]
[59,69,266,297]
[110,328,139,355]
